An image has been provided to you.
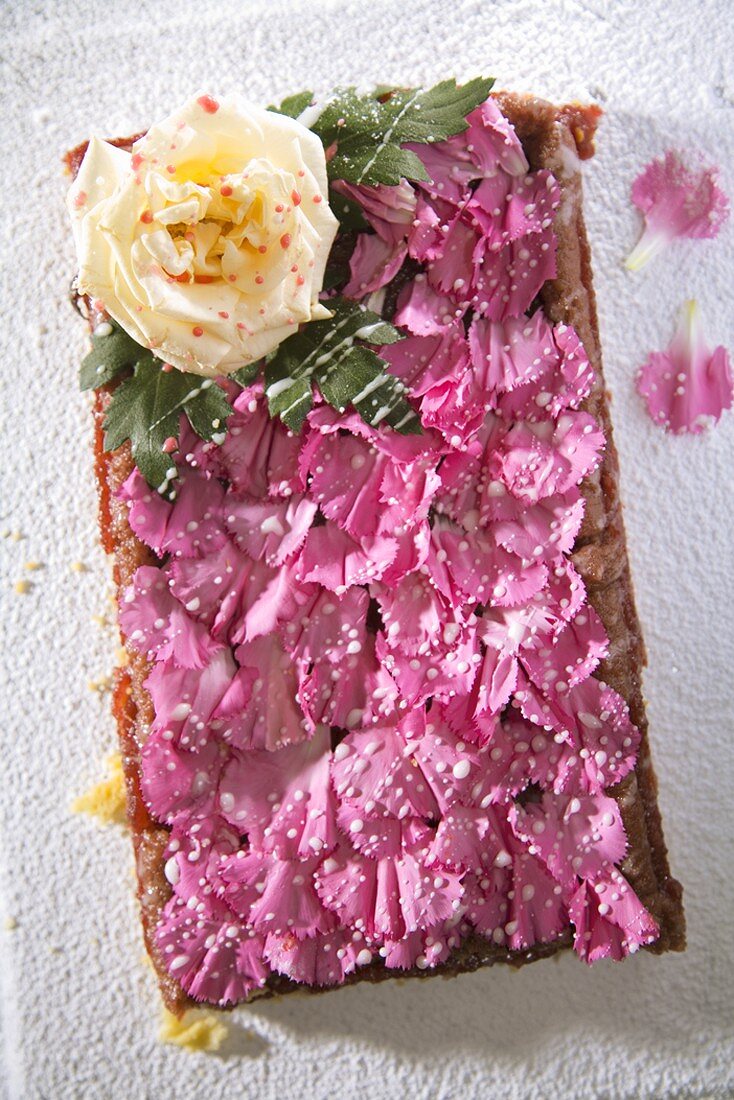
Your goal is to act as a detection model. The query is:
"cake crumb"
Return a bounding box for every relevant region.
[159,1009,228,1053]
[115,646,129,667]
[13,579,31,595]
[87,675,112,694]
[71,560,87,573]
[23,560,43,571]
[4,917,18,932]
[71,754,126,825]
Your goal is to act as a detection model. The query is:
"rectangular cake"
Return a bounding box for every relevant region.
[66,83,685,1014]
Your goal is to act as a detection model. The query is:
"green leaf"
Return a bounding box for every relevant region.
[103,359,234,495]
[319,344,420,432]
[268,90,314,119]
[79,321,144,391]
[312,76,494,186]
[231,361,261,388]
[264,365,314,432]
[328,185,368,231]
[264,297,419,434]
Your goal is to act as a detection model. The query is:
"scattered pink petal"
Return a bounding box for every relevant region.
[625,150,729,271]
[636,300,733,434]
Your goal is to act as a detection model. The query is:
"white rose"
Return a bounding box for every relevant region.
[67,93,338,376]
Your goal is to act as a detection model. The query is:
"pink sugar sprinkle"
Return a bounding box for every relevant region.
[197,94,220,114]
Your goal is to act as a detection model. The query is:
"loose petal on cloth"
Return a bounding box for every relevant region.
[636,300,733,434]
[625,150,730,271]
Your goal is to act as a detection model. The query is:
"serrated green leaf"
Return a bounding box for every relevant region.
[79,321,144,391]
[312,77,494,186]
[329,186,368,231]
[328,141,429,188]
[264,363,314,432]
[264,296,417,434]
[103,359,233,494]
[267,90,314,118]
[231,361,261,387]
[184,380,233,441]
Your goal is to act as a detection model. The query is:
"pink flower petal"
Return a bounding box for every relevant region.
[471,226,558,322]
[569,870,659,962]
[224,494,317,566]
[156,896,268,1005]
[297,523,398,591]
[119,565,220,669]
[382,926,456,971]
[626,150,729,271]
[231,634,313,750]
[513,672,641,792]
[163,814,241,911]
[120,466,227,559]
[219,385,302,498]
[264,928,359,985]
[217,726,337,858]
[510,792,628,891]
[343,234,408,299]
[468,168,559,254]
[394,277,460,336]
[497,413,605,503]
[220,852,329,938]
[334,178,417,243]
[636,300,733,434]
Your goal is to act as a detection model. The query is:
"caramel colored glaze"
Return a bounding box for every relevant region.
[78,94,684,1014]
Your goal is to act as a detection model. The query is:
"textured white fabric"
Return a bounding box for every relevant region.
[0,1,732,1097]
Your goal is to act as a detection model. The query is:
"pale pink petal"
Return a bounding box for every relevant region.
[297,643,379,731]
[636,300,733,434]
[297,523,398,591]
[510,792,628,892]
[140,728,229,824]
[163,814,241,911]
[231,634,312,750]
[377,628,478,708]
[343,233,408,298]
[119,565,220,669]
[217,726,337,859]
[225,494,317,566]
[382,926,457,971]
[497,413,605,503]
[120,466,227,559]
[264,928,359,985]
[520,604,609,694]
[219,385,302,498]
[156,895,268,1005]
[394,276,460,336]
[569,870,659,961]
[471,226,557,321]
[496,323,595,422]
[334,178,417,242]
[626,150,729,271]
[428,518,548,608]
[489,489,585,561]
[373,571,461,657]
[220,852,328,938]
[469,168,560,254]
[282,586,369,666]
[513,672,641,793]
[331,716,440,822]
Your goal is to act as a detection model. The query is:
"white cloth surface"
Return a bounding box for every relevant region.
[0,1,732,1097]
